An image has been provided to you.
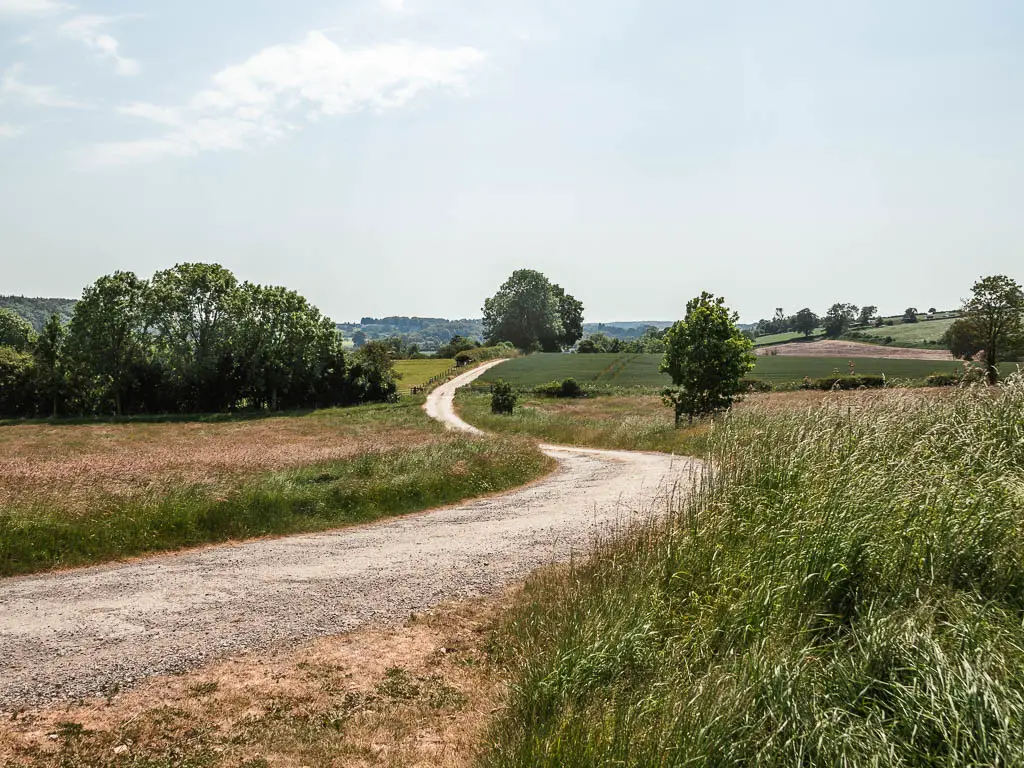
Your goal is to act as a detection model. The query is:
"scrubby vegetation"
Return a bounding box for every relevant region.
[482,377,1024,767]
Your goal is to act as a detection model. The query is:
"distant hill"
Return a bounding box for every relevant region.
[582,321,674,340]
[337,317,485,351]
[0,296,77,331]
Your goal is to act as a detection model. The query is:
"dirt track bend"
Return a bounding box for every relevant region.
[0,360,700,708]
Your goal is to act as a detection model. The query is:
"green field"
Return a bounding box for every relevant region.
[857,316,957,346]
[477,353,981,389]
[752,330,823,346]
[393,359,455,390]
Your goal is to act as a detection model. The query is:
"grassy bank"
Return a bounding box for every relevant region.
[0,400,553,576]
[481,377,1024,766]
[456,390,710,454]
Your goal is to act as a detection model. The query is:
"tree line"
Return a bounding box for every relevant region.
[0,263,397,418]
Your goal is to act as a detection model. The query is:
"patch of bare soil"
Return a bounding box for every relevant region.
[0,592,510,768]
[755,340,954,360]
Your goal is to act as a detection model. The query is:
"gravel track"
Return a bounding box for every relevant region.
[0,360,700,709]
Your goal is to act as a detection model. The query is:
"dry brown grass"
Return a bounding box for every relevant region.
[0,409,439,511]
[0,592,512,768]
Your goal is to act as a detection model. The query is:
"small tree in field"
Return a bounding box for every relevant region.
[661,292,755,426]
[491,379,517,414]
[962,275,1024,384]
[793,308,819,337]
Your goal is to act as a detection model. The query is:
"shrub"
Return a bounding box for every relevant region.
[813,375,886,390]
[491,379,517,414]
[534,378,586,398]
[743,378,773,393]
[925,372,960,387]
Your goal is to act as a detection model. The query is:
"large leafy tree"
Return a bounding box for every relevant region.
[33,313,66,417]
[822,303,858,338]
[793,308,819,337]
[66,271,151,416]
[149,263,239,410]
[661,292,755,425]
[482,269,584,352]
[233,283,340,410]
[960,275,1024,384]
[0,308,36,351]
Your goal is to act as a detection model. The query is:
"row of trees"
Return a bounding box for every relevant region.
[0,263,397,418]
[577,327,668,354]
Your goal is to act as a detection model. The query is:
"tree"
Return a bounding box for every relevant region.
[660,292,755,426]
[352,330,367,348]
[793,308,819,337]
[482,269,584,352]
[903,307,919,324]
[66,271,150,416]
[858,306,878,326]
[33,313,66,417]
[823,303,858,338]
[961,275,1024,384]
[0,308,36,351]
[943,318,984,362]
[148,263,238,410]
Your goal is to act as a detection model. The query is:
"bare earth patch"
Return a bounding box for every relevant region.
[0,412,437,510]
[0,592,510,768]
[755,340,954,360]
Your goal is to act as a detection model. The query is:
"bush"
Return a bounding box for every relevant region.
[743,378,773,393]
[925,372,961,387]
[534,378,586,398]
[491,379,517,414]
[812,375,886,390]
[456,344,519,366]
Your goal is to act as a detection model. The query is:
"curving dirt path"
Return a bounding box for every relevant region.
[0,361,700,709]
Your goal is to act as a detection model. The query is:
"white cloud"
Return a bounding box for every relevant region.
[0,122,25,138]
[0,0,70,17]
[91,31,486,165]
[1,63,85,108]
[59,15,139,76]
[378,0,406,11]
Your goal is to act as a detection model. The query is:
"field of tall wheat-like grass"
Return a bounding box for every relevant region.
[0,401,553,576]
[482,376,1024,767]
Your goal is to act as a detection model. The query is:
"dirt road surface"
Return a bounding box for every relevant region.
[0,361,699,708]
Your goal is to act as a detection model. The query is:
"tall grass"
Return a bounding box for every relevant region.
[482,377,1024,766]
[0,436,552,576]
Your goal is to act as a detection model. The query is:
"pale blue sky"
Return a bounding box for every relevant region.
[1,0,1021,323]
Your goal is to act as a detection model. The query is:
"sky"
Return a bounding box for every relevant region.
[1,0,1022,324]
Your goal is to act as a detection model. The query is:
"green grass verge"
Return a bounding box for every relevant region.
[476,353,997,390]
[0,435,553,577]
[752,330,823,346]
[481,377,1024,767]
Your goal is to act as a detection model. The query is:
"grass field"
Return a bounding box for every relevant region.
[0,401,552,576]
[482,376,1024,767]
[752,330,823,346]
[475,353,982,390]
[456,389,899,455]
[393,358,456,390]
[857,316,957,346]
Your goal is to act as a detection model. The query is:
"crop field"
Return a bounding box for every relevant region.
[752,330,823,346]
[476,353,981,389]
[393,358,455,390]
[857,316,957,346]
[0,402,550,576]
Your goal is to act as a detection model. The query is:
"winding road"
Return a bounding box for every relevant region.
[0,360,700,709]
